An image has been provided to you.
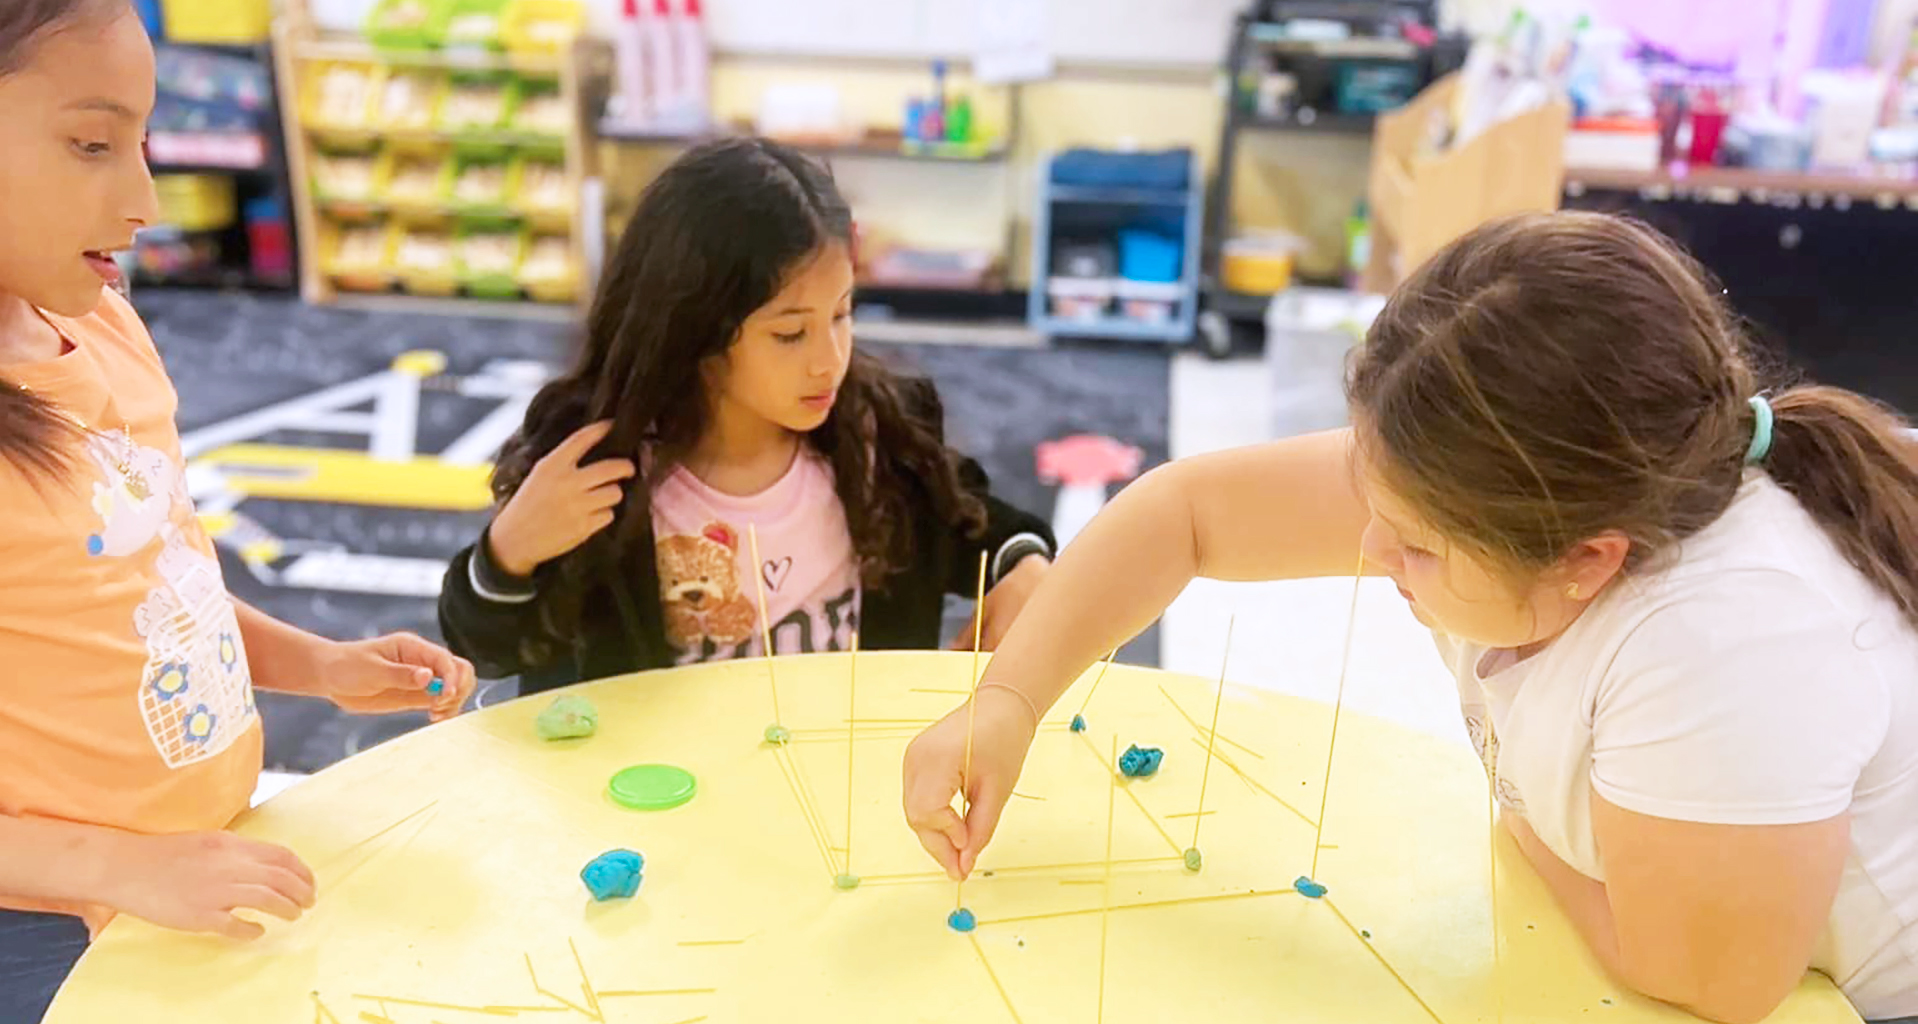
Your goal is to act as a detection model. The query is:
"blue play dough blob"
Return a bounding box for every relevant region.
[1118,744,1164,778]
[426,677,445,695]
[1293,875,1327,899]
[86,535,103,556]
[581,849,644,901]
[1069,714,1087,733]
[947,908,977,932]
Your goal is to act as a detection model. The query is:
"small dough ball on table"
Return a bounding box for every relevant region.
[580,849,643,901]
[536,695,598,740]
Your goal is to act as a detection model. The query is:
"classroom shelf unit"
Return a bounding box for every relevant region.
[1199,2,1446,354]
[588,56,1023,305]
[1027,150,1205,348]
[273,4,601,310]
[139,40,299,293]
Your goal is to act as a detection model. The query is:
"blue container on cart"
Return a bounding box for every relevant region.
[1117,229,1181,283]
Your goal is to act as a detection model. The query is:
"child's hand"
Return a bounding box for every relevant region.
[319,633,477,722]
[902,688,1039,879]
[489,420,637,577]
[103,831,317,940]
[949,554,1050,652]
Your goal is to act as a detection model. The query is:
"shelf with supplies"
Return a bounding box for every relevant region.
[1565,164,1918,208]
[140,40,299,292]
[588,50,1021,316]
[1201,5,1457,342]
[275,0,600,310]
[1029,149,1205,348]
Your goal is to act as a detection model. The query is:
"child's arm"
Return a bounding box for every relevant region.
[1511,801,1845,1024]
[438,420,636,680]
[233,602,476,721]
[904,428,1372,877]
[0,814,315,940]
[437,530,553,679]
[942,451,1056,650]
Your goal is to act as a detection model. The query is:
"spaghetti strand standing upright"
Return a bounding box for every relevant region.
[956,550,988,909]
[1310,553,1367,880]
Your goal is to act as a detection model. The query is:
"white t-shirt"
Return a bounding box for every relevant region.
[1436,474,1918,1019]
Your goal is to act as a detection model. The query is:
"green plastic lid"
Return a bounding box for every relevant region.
[607,764,697,811]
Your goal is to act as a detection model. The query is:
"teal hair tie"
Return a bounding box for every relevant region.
[1745,395,1775,465]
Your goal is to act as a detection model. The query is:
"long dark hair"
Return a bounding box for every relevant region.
[493,137,986,662]
[1349,211,1918,628]
[0,0,113,481]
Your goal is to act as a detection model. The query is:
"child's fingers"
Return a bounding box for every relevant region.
[556,420,616,466]
[579,457,637,488]
[906,805,968,881]
[232,883,304,923]
[200,910,265,942]
[583,483,626,512]
[246,840,318,897]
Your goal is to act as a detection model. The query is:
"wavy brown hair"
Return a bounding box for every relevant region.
[492,137,986,665]
[0,0,115,481]
[1349,211,1918,627]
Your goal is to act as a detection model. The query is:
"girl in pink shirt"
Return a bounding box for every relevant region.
[0,4,475,1017]
[440,138,1055,690]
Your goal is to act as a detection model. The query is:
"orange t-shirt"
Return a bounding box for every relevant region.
[0,290,262,931]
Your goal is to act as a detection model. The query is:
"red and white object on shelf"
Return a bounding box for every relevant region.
[1563,115,1660,172]
[608,0,709,133]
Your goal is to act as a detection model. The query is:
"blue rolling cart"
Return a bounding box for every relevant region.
[1028,149,1205,348]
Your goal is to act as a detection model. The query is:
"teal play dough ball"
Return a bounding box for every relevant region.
[581,849,643,901]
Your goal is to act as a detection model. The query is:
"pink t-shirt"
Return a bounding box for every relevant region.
[649,448,860,664]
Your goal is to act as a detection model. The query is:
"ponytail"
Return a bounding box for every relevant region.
[0,381,80,482]
[1765,386,1918,628]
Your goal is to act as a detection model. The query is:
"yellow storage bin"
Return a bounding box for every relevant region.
[322,219,395,292]
[154,175,237,232]
[301,61,386,134]
[510,154,570,228]
[394,224,460,296]
[518,233,577,303]
[162,0,271,44]
[501,0,585,55]
[375,70,447,133]
[1221,234,1301,296]
[311,149,388,209]
[385,148,456,218]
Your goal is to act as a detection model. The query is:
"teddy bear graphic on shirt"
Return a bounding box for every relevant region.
[83,431,255,769]
[657,521,759,652]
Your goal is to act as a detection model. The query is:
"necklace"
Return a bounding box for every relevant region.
[14,381,143,495]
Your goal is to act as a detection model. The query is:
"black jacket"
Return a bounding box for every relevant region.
[438,383,1054,694]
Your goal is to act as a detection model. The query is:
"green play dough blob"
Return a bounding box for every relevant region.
[536,695,599,740]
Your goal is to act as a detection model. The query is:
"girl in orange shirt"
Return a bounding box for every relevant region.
[0,3,476,1018]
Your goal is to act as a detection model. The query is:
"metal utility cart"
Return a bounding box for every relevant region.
[1028,149,1205,347]
[1198,0,1445,356]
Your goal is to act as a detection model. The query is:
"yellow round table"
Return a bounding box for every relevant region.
[48,652,1860,1023]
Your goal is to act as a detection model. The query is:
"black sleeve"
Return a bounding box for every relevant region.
[437,525,552,680]
[902,378,1057,598]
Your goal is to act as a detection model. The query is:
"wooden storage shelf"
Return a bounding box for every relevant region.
[275,1,598,312]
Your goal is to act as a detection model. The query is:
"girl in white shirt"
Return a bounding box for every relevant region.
[901,212,1918,1024]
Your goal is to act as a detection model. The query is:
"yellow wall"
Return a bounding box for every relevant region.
[598,56,1372,288]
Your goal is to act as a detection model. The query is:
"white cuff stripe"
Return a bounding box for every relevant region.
[468,552,537,605]
[992,531,1051,583]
